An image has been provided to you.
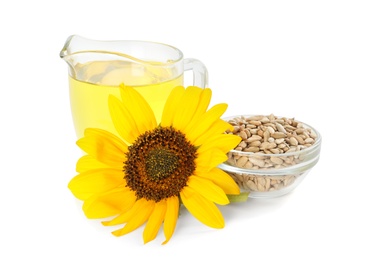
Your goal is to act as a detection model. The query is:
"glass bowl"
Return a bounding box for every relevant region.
[218,115,322,199]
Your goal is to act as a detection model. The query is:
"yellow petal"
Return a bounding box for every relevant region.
[160,86,185,127]
[82,187,135,219]
[119,84,157,133]
[193,119,233,147]
[195,167,240,195]
[195,149,228,173]
[108,95,139,144]
[182,88,212,133]
[180,186,224,229]
[111,198,155,236]
[197,134,241,154]
[76,155,110,173]
[185,103,228,143]
[76,128,128,168]
[171,86,202,131]
[187,175,229,205]
[101,191,138,226]
[162,196,179,245]
[143,200,167,244]
[68,168,125,200]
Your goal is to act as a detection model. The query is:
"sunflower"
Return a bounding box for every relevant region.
[68,85,241,244]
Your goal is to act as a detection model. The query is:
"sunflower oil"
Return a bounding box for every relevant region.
[69,60,183,138]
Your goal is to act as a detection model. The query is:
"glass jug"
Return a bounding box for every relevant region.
[60,35,208,138]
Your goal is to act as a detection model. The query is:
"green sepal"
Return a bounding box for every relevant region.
[227,192,250,203]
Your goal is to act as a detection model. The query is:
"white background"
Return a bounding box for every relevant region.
[1,0,389,259]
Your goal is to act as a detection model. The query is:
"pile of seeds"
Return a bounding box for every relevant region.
[222,114,318,193]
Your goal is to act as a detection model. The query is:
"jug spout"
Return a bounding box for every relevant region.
[60,35,110,80]
[59,35,74,59]
[59,35,78,77]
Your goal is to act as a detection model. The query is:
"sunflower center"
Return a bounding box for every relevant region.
[145,149,179,181]
[124,126,197,202]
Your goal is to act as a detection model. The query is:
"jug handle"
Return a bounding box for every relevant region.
[183,58,209,89]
